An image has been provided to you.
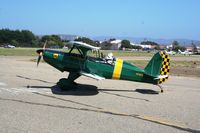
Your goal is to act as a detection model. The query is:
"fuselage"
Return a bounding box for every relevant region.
[42,49,157,84]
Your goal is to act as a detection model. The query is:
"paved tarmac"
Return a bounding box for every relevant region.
[0,56,200,133]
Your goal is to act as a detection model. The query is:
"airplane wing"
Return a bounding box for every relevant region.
[68,41,101,51]
[80,71,105,80]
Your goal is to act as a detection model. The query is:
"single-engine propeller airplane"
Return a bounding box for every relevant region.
[36,41,170,92]
[178,49,192,56]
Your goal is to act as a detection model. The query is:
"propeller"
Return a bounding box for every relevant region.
[36,41,47,67]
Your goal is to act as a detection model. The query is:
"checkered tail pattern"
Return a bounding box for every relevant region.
[159,51,170,84]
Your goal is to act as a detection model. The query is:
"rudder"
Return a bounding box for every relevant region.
[144,51,170,84]
[158,51,170,84]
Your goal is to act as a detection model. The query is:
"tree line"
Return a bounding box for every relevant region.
[0,29,64,47]
[1,29,194,52]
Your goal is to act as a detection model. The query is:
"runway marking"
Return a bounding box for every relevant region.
[0,82,7,86]
[0,87,52,95]
[0,88,17,94]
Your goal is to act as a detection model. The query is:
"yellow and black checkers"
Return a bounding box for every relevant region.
[112,59,123,79]
[159,51,170,84]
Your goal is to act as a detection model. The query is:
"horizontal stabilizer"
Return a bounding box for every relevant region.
[80,71,105,80]
[154,75,168,80]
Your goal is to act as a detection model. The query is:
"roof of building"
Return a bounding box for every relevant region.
[110,39,122,44]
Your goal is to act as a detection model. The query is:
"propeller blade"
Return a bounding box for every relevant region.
[43,40,47,49]
[36,41,47,67]
[37,55,42,67]
[36,51,43,67]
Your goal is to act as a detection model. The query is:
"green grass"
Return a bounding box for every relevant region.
[101,50,154,57]
[126,60,200,68]
[0,47,154,56]
[170,61,200,68]
[0,47,196,58]
[125,60,148,68]
[0,47,38,56]
[28,50,199,68]
[30,57,200,68]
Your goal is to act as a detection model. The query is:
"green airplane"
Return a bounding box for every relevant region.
[36,41,170,92]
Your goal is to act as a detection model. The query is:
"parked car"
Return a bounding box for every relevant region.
[63,45,68,49]
[4,44,15,48]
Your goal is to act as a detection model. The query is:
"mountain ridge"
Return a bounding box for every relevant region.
[91,36,200,46]
[44,34,200,46]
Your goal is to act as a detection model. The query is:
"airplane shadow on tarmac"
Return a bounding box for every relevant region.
[18,75,156,102]
[29,84,139,96]
[28,84,99,96]
[135,89,159,94]
[28,84,157,102]
[51,84,99,96]
[18,75,159,96]
[29,84,159,96]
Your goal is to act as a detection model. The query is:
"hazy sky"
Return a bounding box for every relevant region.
[0,0,200,40]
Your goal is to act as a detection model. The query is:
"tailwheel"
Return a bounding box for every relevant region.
[157,84,164,93]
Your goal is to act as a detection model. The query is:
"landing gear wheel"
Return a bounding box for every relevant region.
[57,78,78,90]
[158,84,164,93]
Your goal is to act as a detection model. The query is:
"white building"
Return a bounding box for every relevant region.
[139,44,152,49]
[130,42,140,46]
[130,42,151,49]
[110,39,122,50]
[166,44,173,49]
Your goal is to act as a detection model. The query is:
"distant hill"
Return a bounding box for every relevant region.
[91,36,200,46]
[38,34,200,46]
[57,34,78,41]
[38,34,79,41]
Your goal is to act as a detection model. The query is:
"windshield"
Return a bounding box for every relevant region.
[68,46,84,58]
[87,50,104,58]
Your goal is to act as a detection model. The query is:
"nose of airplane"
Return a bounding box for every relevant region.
[36,41,47,67]
[36,49,44,54]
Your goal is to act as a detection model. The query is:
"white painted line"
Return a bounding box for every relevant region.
[0,87,52,95]
[0,82,7,86]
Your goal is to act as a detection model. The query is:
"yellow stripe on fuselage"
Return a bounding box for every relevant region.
[112,59,123,79]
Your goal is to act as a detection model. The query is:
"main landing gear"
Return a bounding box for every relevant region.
[57,72,80,90]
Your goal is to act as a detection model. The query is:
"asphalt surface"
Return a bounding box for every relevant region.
[0,56,200,133]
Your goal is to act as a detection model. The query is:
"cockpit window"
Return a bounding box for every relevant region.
[68,46,84,58]
[87,50,100,58]
[70,49,81,54]
[69,47,83,55]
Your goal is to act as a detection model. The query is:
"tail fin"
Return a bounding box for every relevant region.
[144,51,170,84]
